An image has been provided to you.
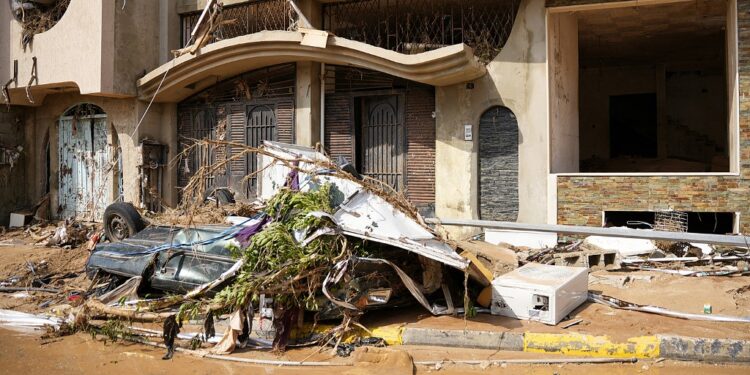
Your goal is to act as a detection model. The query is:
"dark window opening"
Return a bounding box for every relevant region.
[609,93,657,159]
[604,211,735,234]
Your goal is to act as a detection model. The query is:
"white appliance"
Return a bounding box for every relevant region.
[491,263,588,325]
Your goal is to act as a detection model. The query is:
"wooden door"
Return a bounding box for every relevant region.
[58,115,112,221]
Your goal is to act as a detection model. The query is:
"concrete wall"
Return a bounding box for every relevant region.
[114,1,161,95]
[548,12,579,173]
[23,94,175,218]
[2,0,163,104]
[435,0,549,238]
[0,108,26,226]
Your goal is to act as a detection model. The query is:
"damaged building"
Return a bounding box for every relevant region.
[0,0,745,238]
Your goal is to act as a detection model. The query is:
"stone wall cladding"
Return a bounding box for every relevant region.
[556,0,750,232]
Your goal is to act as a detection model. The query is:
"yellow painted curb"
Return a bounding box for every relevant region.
[524,333,660,359]
[292,323,404,346]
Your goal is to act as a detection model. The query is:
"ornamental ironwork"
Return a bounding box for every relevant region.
[322,0,521,63]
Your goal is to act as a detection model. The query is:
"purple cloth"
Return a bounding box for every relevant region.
[287,161,300,191]
[235,215,270,247]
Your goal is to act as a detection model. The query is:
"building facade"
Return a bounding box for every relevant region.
[0,0,744,237]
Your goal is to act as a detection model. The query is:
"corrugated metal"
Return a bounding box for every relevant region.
[324,94,354,161]
[177,64,295,198]
[404,88,436,204]
[58,115,112,221]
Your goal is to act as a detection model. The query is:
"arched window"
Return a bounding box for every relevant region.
[478,106,519,221]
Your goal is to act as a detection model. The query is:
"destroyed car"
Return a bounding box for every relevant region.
[86,215,421,319]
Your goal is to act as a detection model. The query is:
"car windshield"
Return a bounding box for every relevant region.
[169,227,237,256]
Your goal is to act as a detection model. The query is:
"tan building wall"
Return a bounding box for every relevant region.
[435,0,549,238]
[1,0,163,103]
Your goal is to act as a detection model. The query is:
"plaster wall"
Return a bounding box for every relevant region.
[23,94,174,219]
[295,61,321,147]
[4,0,113,100]
[548,12,579,173]
[113,1,161,95]
[3,0,163,104]
[435,0,549,238]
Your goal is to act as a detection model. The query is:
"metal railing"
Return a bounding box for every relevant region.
[322,0,521,63]
[180,0,295,48]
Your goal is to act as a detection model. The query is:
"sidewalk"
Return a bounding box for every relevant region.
[352,270,750,362]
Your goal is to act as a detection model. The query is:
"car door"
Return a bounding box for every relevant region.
[150,227,237,293]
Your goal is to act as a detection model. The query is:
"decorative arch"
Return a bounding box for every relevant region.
[478,106,519,221]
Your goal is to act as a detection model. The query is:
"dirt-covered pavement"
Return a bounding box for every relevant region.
[2,228,750,374]
[2,327,749,375]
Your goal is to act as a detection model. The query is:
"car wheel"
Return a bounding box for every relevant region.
[104,202,145,242]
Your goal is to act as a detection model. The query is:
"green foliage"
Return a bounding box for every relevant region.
[210,184,352,313]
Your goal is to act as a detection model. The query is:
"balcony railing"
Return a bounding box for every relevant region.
[322,0,521,64]
[180,0,294,47]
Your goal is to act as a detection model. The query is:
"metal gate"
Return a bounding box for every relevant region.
[361,95,405,190]
[245,104,276,196]
[58,115,112,221]
[478,106,518,221]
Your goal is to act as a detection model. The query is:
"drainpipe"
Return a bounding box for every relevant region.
[320,62,325,148]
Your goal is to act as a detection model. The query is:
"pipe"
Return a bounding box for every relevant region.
[426,218,750,248]
[320,62,325,148]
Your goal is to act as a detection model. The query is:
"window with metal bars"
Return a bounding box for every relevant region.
[322,0,521,63]
[180,0,295,48]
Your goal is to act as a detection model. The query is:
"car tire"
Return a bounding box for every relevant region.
[104,202,145,242]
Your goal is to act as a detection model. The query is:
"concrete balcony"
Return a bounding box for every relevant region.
[1,0,160,106]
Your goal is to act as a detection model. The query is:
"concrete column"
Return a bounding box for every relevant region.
[548,12,579,173]
[295,61,321,147]
[294,0,322,147]
[159,0,180,65]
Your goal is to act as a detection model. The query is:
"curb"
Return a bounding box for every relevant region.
[398,327,750,363]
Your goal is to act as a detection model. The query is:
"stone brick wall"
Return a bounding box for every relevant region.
[555,0,750,233]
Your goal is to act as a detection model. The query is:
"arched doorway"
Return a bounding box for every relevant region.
[478,106,519,221]
[58,103,112,221]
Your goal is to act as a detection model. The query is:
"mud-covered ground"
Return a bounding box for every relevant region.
[1,328,748,375]
[1,228,750,374]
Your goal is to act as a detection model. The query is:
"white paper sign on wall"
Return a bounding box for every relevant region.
[464,124,473,141]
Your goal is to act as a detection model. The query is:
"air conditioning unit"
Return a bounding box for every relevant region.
[491,263,588,325]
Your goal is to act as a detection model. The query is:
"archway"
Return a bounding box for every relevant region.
[478,106,519,221]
